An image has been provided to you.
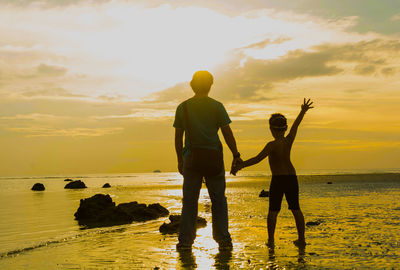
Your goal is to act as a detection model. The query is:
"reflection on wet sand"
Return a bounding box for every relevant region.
[213,248,232,269]
[266,245,306,269]
[177,247,232,269]
[177,249,197,268]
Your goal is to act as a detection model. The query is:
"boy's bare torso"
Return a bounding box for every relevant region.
[268,137,296,176]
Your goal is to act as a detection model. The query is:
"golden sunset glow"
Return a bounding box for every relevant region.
[0,0,399,176]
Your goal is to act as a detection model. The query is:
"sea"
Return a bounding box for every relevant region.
[0,170,399,269]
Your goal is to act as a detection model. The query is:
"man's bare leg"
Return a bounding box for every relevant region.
[267,210,279,247]
[291,209,306,247]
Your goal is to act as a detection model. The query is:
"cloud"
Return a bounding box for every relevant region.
[149,39,400,103]
[242,37,292,49]
[0,113,66,121]
[5,126,123,137]
[0,0,110,7]
[354,65,375,75]
[21,87,86,99]
[390,13,400,21]
[36,63,67,76]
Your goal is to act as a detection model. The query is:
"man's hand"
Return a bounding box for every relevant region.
[230,156,243,176]
[301,98,314,112]
[178,161,184,175]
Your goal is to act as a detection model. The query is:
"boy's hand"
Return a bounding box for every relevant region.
[301,98,314,112]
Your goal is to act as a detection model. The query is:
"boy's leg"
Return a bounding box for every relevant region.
[285,175,306,246]
[178,166,203,247]
[267,210,279,247]
[204,169,232,247]
[268,176,284,247]
[291,209,305,244]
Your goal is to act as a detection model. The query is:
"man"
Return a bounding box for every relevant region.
[173,70,241,250]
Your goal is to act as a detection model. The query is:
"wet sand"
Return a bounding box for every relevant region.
[0,172,399,269]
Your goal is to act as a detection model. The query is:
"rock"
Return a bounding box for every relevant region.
[327,182,333,184]
[31,183,45,191]
[259,189,269,197]
[65,180,87,189]
[74,194,169,228]
[153,170,161,173]
[306,221,322,226]
[64,178,73,182]
[102,183,111,188]
[159,215,207,234]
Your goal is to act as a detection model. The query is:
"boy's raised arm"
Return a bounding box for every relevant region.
[287,98,313,143]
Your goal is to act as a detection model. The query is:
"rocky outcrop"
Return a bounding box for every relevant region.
[64,179,73,182]
[31,183,45,191]
[64,180,87,189]
[259,189,269,197]
[102,183,111,188]
[74,194,169,228]
[159,215,207,234]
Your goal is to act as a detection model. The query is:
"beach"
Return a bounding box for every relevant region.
[0,171,399,269]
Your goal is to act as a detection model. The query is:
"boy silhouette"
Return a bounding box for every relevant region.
[232,98,314,248]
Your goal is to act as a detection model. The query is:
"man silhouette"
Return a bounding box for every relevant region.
[173,70,241,250]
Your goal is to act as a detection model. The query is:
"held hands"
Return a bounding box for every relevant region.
[301,98,314,112]
[230,157,244,176]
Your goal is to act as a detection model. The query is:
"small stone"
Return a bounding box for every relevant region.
[102,183,111,188]
[306,221,321,226]
[259,189,269,197]
[159,215,207,234]
[327,182,333,184]
[64,178,73,182]
[31,183,45,191]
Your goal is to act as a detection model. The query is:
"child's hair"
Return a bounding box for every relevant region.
[269,113,288,130]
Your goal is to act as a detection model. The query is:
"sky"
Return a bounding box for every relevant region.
[0,0,399,176]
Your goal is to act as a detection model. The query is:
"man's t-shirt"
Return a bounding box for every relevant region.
[173,96,231,157]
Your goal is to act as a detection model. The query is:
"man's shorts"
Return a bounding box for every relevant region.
[269,175,300,211]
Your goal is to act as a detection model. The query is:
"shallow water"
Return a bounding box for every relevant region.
[0,172,399,269]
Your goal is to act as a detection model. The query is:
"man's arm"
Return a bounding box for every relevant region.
[287,98,314,143]
[220,124,242,175]
[175,128,184,175]
[221,124,240,157]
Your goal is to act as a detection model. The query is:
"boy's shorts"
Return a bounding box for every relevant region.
[269,175,300,211]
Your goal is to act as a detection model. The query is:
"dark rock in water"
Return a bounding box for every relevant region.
[74,194,169,228]
[64,178,73,182]
[65,180,87,189]
[31,183,45,191]
[306,221,322,226]
[327,182,333,184]
[259,189,269,197]
[117,202,169,222]
[153,170,161,173]
[102,183,111,188]
[159,214,207,234]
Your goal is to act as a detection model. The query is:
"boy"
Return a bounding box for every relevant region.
[232,98,313,248]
